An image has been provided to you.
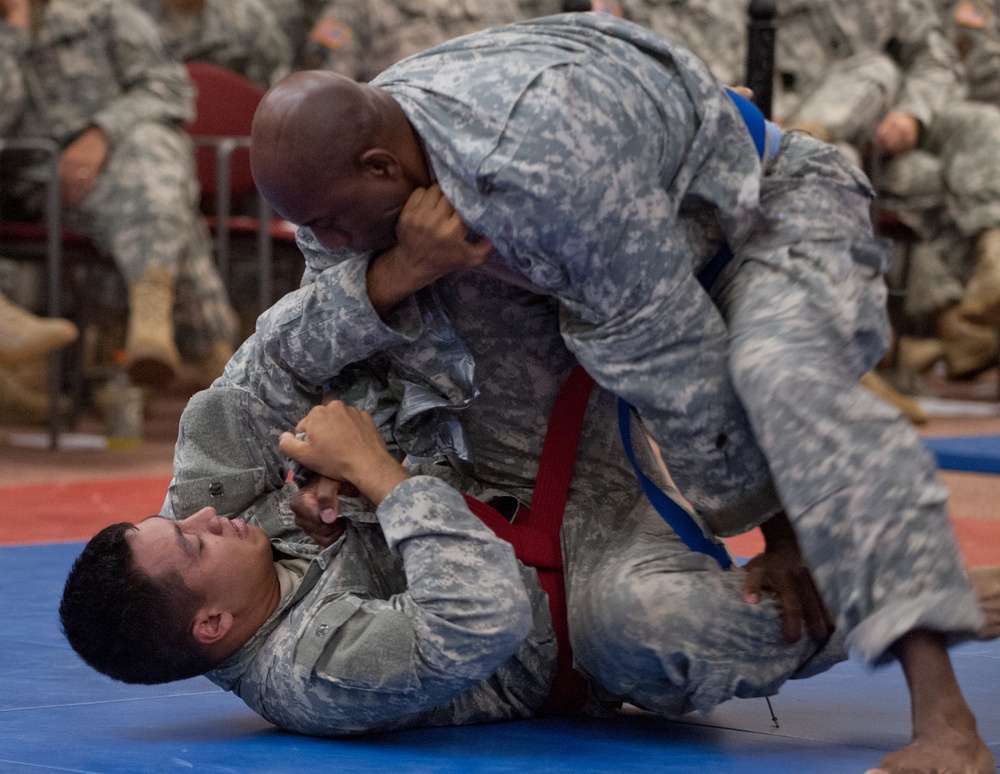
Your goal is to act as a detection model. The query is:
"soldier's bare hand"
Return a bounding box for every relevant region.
[279,401,409,506]
[874,110,919,159]
[58,126,109,209]
[289,474,352,548]
[742,511,834,646]
[365,184,494,314]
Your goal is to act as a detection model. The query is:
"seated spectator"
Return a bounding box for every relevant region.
[770,0,1000,380]
[136,0,293,88]
[0,0,238,389]
[302,0,524,80]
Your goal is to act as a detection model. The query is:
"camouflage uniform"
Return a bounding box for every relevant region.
[0,0,236,359]
[155,14,979,735]
[163,260,852,734]
[618,0,748,86]
[303,0,524,81]
[300,15,980,663]
[135,0,293,88]
[258,0,327,67]
[937,0,1000,106]
[773,0,1000,326]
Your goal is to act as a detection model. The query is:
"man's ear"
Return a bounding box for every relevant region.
[191,610,234,646]
[360,148,401,180]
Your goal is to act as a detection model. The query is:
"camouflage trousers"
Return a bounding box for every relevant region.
[720,132,981,663]
[565,134,982,716]
[69,121,236,356]
[562,390,849,715]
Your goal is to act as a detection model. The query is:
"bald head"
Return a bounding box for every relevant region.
[250,71,430,250]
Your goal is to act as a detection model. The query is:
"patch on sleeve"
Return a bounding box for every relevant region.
[309,17,354,50]
[954,0,991,29]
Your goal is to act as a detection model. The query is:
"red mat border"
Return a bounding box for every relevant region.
[1,476,997,568]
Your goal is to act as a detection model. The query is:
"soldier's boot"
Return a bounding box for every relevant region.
[0,292,78,365]
[0,364,67,425]
[958,228,1000,326]
[859,370,928,425]
[896,337,945,374]
[196,341,234,390]
[940,305,1000,380]
[124,266,181,386]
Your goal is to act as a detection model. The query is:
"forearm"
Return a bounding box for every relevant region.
[759,509,798,549]
[259,255,424,390]
[379,476,533,675]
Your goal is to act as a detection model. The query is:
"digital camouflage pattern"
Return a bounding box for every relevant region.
[303,13,980,659]
[136,0,293,88]
[772,0,961,135]
[937,0,1000,106]
[164,263,850,734]
[304,0,524,81]
[158,14,982,735]
[0,0,236,356]
[618,0,749,86]
[259,0,328,66]
[771,0,1000,325]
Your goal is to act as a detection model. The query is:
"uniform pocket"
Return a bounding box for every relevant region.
[294,597,421,694]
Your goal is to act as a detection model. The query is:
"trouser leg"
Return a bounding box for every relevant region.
[73,122,236,360]
[719,131,982,663]
[564,471,846,713]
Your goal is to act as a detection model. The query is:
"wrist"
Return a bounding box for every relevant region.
[760,510,797,548]
[366,248,409,315]
[356,459,410,506]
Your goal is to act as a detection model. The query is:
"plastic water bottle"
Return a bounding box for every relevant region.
[100,350,144,451]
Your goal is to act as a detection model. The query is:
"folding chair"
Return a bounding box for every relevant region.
[183,62,298,315]
[0,137,110,447]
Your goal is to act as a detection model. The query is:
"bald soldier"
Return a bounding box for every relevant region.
[249,15,994,773]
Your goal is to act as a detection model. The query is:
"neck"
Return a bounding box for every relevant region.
[212,568,283,662]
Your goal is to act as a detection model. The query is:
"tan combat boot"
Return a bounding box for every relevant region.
[0,292,78,365]
[958,228,1000,326]
[859,371,928,425]
[124,266,181,386]
[940,305,999,379]
[0,364,66,425]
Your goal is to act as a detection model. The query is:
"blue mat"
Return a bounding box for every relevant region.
[925,435,1000,474]
[4,542,998,773]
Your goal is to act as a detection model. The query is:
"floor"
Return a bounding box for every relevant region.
[0,364,998,773]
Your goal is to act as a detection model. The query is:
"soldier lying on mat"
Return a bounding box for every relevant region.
[59,181,1000,763]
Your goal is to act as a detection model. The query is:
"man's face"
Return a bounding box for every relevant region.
[272,167,413,254]
[129,507,273,614]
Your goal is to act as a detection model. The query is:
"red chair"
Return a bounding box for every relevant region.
[183,62,299,314]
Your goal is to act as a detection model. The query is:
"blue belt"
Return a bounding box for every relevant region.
[617,90,779,570]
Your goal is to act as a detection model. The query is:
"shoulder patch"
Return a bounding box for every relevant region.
[954,0,991,29]
[309,18,354,50]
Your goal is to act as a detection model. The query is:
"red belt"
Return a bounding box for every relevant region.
[463,365,594,714]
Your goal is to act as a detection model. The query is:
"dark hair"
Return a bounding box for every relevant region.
[59,522,218,684]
